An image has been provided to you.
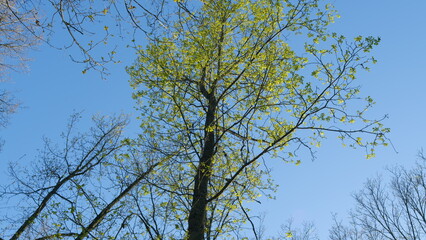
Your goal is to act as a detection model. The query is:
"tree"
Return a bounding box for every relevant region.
[0,0,389,239]
[0,114,128,239]
[3,0,172,76]
[329,153,426,240]
[0,0,39,144]
[279,219,320,240]
[0,0,163,140]
[0,89,17,136]
[127,0,388,239]
[0,113,188,240]
[0,0,39,76]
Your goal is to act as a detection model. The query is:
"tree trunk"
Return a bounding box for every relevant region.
[187,86,216,240]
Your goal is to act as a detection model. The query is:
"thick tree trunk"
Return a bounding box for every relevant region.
[187,86,216,240]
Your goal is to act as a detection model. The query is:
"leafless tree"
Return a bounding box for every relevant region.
[0,113,193,240]
[0,89,17,128]
[0,0,39,144]
[279,219,320,240]
[0,114,128,239]
[329,152,426,240]
[0,0,39,75]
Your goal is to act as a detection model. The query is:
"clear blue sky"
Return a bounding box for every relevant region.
[1,0,426,239]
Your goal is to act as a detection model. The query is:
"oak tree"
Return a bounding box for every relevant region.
[127,0,389,239]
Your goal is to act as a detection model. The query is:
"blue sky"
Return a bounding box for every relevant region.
[264,0,426,238]
[1,0,426,239]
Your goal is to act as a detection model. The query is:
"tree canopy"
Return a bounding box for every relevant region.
[0,0,389,239]
[127,0,388,239]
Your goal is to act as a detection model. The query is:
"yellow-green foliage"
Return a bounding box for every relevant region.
[127,0,388,238]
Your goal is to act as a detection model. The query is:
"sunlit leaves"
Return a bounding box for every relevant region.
[126,0,388,238]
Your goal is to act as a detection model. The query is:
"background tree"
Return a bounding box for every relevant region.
[0,0,39,75]
[3,0,173,75]
[127,0,388,239]
[0,114,128,239]
[0,113,187,240]
[0,0,39,147]
[329,152,426,240]
[279,219,320,240]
